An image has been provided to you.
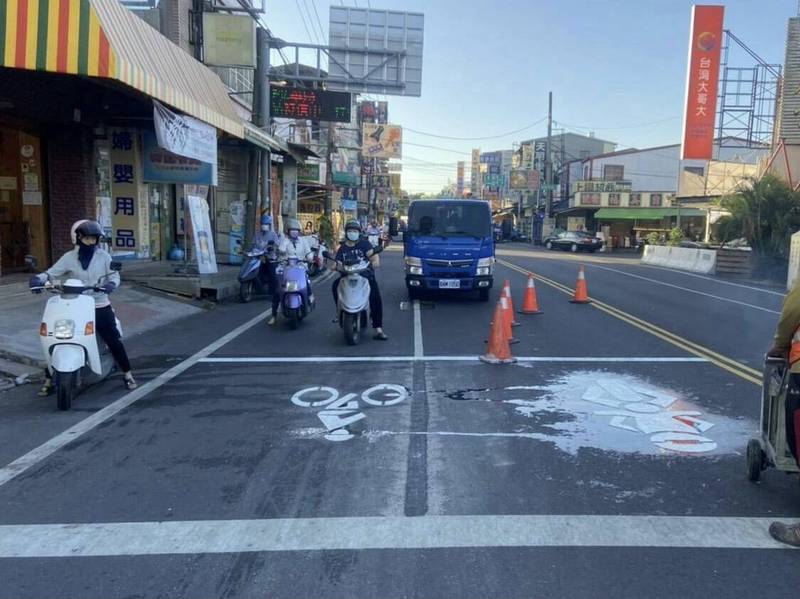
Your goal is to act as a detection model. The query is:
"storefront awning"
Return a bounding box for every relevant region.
[243,122,291,154]
[0,0,243,138]
[594,208,705,220]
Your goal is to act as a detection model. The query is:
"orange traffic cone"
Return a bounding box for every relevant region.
[500,295,520,344]
[502,280,520,327]
[480,298,516,364]
[570,265,591,304]
[519,274,542,314]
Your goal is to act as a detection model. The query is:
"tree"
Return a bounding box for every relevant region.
[715,174,800,260]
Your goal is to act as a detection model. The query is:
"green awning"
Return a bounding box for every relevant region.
[594,207,705,220]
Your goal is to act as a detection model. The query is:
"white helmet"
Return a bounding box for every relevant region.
[70,220,89,245]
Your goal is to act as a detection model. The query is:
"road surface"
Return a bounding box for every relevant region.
[0,244,795,599]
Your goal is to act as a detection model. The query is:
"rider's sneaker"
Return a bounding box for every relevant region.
[267,315,277,325]
[769,522,800,547]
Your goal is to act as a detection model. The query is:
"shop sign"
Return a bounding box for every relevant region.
[681,5,724,160]
[362,124,402,159]
[186,185,218,274]
[297,162,321,183]
[153,101,218,167]
[574,180,632,193]
[109,128,145,256]
[202,13,256,67]
[142,131,214,185]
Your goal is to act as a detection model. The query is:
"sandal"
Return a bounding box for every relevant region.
[37,382,53,397]
[123,375,138,390]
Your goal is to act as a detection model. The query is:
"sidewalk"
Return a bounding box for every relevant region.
[121,259,241,302]
[0,272,209,377]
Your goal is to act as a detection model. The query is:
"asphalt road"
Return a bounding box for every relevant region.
[0,245,797,599]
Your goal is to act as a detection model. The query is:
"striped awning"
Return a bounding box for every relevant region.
[0,0,244,138]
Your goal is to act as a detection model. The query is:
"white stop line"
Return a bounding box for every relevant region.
[291,384,408,441]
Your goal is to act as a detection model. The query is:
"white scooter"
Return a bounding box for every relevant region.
[324,245,383,345]
[32,262,123,410]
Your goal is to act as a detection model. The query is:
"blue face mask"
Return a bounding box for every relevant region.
[346,230,360,242]
[289,230,300,240]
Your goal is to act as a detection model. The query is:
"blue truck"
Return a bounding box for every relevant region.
[402,199,495,301]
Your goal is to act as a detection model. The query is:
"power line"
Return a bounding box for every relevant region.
[309,0,326,44]
[404,117,547,141]
[302,0,324,44]
[404,142,471,155]
[295,0,316,44]
[555,115,681,131]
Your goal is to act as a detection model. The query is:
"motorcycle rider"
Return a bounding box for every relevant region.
[29,220,137,393]
[267,218,314,325]
[331,219,388,340]
[766,283,800,546]
[253,215,279,296]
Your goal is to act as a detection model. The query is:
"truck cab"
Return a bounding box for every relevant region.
[403,199,495,301]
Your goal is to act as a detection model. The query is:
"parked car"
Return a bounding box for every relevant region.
[543,230,603,253]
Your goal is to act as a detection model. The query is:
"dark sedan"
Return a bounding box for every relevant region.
[543,230,603,253]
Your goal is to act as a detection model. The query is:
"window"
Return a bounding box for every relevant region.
[608,193,621,206]
[629,193,642,207]
[684,166,705,176]
[650,193,663,207]
[603,164,625,181]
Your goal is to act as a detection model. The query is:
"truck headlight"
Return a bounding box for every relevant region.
[405,256,422,275]
[476,257,494,276]
[54,319,75,339]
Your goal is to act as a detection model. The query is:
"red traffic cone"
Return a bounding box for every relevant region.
[570,265,591,304]
[502,280,520,327]
[519,274,542,314]
[499,295,520,344]
[480,299,516,364]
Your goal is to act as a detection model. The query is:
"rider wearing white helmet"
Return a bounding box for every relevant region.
[268,218,314,325]
[30,220,137,393]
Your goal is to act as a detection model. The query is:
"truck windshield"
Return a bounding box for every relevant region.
[407,203,491,239]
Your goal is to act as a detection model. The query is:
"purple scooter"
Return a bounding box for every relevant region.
[276,255,315,329]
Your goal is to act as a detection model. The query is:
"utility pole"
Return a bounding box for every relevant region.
[256,27,270,221]
[325,121,334,218]
[545,91,553,218]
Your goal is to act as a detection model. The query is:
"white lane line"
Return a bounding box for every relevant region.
[586,264,781,315]
[0,312,266,488]
[413,299,424,358]
[635,264,786,297]
[0,515,788,557]
[199,356,708,364]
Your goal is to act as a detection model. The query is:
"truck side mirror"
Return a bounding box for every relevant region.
[389,217,399,237]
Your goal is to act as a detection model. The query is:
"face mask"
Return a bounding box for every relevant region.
[346,230,360,242]
[261,225,270,233]
[77,242,97,270]
[289,230,300,239]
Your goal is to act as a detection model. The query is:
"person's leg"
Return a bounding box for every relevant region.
[38,368,52,396]
[331,277,341,322]
[368,277,387,339]
[95,306,136,388]
[770,372,800,545]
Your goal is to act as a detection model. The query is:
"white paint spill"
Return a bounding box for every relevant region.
[500,371,750,455]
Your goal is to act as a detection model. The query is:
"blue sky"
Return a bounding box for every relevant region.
[266,0,796,192]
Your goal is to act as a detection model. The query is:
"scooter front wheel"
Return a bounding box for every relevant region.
[288,308,300,330]
[55,370,77,411]
[239,280,255,303]
[343,312,360,345]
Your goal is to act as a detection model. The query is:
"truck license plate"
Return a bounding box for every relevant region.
[439,279,460,289]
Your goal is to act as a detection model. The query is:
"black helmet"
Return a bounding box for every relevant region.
[74,220,104,242]
[344,219,361,232]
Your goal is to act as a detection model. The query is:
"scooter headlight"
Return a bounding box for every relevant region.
[285,280,299,292]
[54,319,75,339]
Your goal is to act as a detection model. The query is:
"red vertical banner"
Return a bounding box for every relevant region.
[681,5,724,160]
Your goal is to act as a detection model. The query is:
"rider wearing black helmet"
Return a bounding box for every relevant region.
[29,219,137,393]
[331,219,388,340]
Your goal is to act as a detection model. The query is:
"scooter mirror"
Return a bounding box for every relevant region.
[110,261,122,272]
